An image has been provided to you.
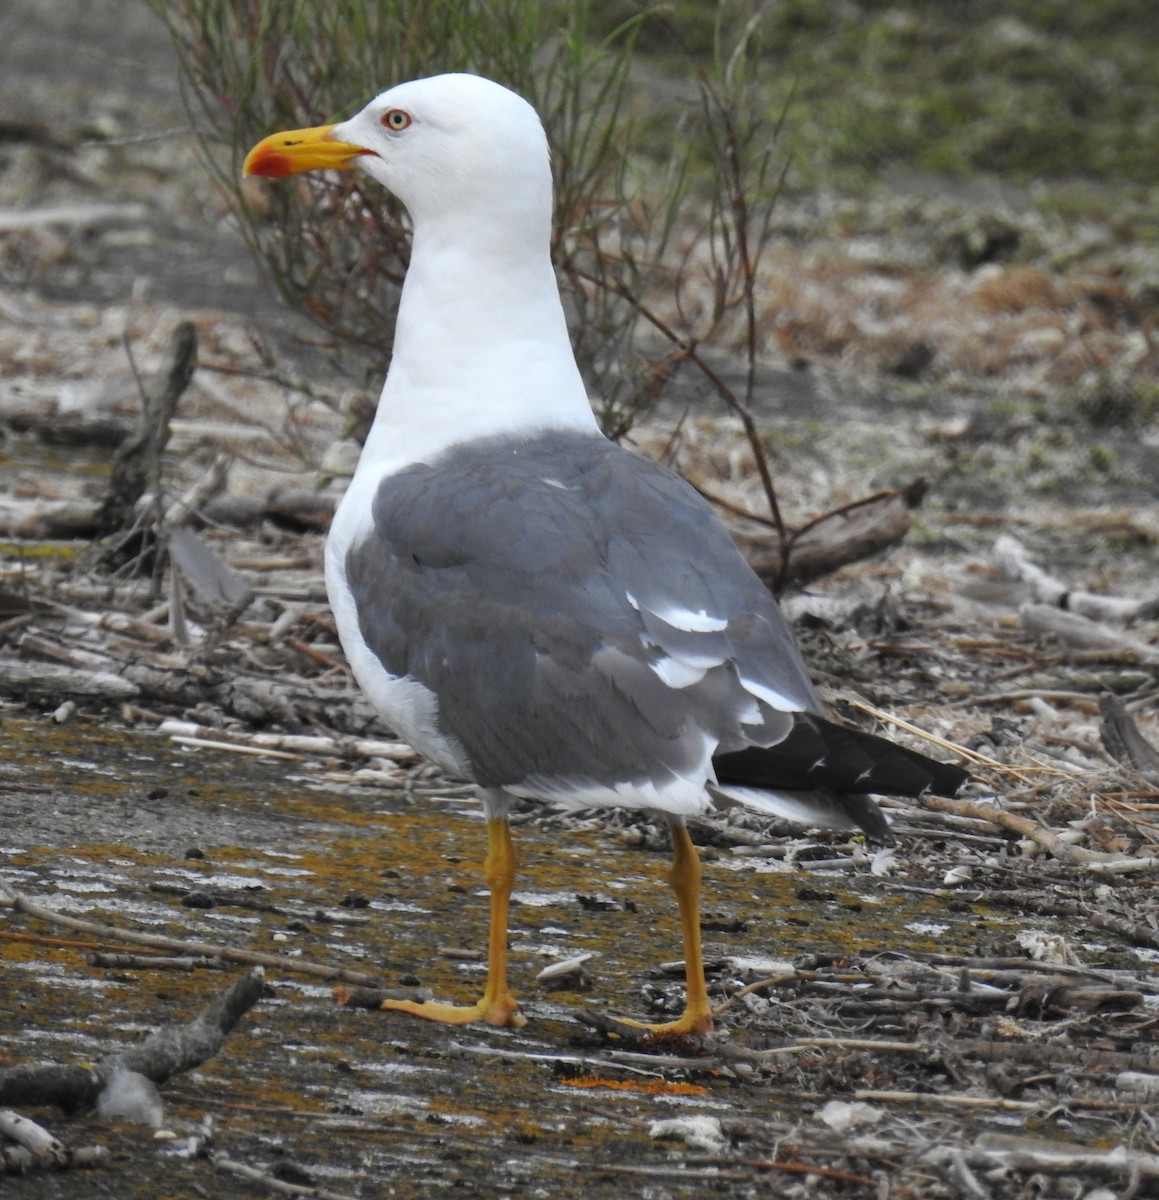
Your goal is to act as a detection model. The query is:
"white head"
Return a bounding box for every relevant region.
[244,73,598,467]
[245,73,554,248]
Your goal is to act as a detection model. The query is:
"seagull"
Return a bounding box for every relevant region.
[244,73,969,1034]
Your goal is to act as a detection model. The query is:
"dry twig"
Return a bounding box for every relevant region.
[0,967,264,1111]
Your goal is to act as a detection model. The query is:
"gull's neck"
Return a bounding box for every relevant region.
[357,213,598,476]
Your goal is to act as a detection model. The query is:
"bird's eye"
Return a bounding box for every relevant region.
[381,109,412,131]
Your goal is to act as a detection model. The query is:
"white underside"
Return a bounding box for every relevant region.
[507,727,719,817]
[325,475,471,779]
[710,784,868,832]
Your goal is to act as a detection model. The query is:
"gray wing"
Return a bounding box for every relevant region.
[345,431,817,796]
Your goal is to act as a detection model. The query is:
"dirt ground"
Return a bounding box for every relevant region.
[2,3,1158,1198]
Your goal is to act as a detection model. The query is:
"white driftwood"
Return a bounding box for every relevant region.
[211,1153,359,1200]
[1020,604,1159,664]
[0,659,139,700]
[536,953,598,984]
[17,631,114,673]
[159,451,232,529]
[930,1132,1159,1179]
[0,497,102,539]
[0,1143,110,1175]
[995,534,1159,620]
[200,487,337,531]
[155,719,418,763]
[0,203,150,232]
[54,605,173,645]
[0,458,231,542]
[0,1109,63,1156]
[0,389,131,447]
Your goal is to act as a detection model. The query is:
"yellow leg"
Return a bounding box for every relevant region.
[382,816,526,1028]
[619,818,714,1036]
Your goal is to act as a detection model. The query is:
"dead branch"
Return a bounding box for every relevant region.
[161,451,232,529]
[17,631,114,673]
[26,656,378,733]
[931,1133,1159,1180]
[87,953,210,971]
[732,480,926,589]
[0,1141,110,1176]
[106,966,265,1082]
[869,949,1159,993]
[573,266,788,549]
[962,1039,1159,1075]
[0,1109,62,1155]
[1021,604,1159,663]
[0,394,131,448]
[202,487,337,532]
[0,498,105,540]
[0,324,199,541]
[995,534,1159,621]
[0,482,340,543]
[1100,693,1159,785]
[916,793,1110,864]
[0,967,263,1111]
[94,322,197,536]
[210,1152,380,1199]
[0,202,150,232]
[156,719,418,763]
[1014,983,1143,1014]
[0,659,140,702]
[985,891,1159,952]
[857,1088,1039,1111]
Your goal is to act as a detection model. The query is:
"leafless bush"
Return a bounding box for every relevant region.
[150,1,791,556]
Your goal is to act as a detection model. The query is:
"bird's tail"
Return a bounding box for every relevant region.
[711,714,970,845]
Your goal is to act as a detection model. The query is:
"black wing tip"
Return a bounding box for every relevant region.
[713,716,973,806]
[922,760,973,799]
[847,794,895,845]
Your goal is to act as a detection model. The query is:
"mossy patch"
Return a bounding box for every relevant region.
[623,0,1159,196]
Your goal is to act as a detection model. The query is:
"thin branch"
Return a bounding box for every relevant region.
[572,265,786,548]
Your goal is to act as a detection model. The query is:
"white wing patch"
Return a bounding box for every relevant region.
[649,656,709,689]
[639,632,726,672]
[738,675,809,715]
[628,593,733,690]
[645,604,729,633]
[734,693,764,726]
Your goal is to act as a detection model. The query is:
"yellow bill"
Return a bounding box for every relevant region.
[243,123,369,178]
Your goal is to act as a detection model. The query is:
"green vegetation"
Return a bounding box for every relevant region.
[624,0,1159,192]
[1075,372,1159,430]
